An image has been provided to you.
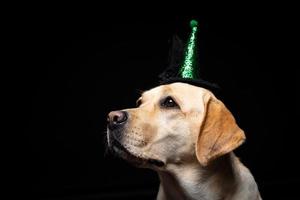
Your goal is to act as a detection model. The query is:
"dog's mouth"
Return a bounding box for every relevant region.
[109,136,165,168]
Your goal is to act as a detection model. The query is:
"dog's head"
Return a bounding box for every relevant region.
[106,82,245,169]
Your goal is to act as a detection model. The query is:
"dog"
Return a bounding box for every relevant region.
[106,82,261,200]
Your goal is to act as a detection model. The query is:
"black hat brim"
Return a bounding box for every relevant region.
[159,77,221,94]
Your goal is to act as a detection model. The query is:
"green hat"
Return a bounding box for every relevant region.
[180,19,199,79]
[159,19,219,92]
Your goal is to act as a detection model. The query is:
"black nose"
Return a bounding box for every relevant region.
[107,111,128,130]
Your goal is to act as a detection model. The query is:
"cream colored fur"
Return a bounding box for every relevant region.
[107,82,261,200]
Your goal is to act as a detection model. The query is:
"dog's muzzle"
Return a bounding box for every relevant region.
[106,110,165,168]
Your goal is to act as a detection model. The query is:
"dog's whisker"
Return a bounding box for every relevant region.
[101,129,111,158]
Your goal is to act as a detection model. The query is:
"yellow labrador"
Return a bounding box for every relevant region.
[107,82,261,200]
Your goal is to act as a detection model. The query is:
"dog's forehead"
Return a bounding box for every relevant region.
[141,82,210,110]
[144,82,207,97]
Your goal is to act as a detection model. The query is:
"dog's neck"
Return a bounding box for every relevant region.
[156,153,240,200]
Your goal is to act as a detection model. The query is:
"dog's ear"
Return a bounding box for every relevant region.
[195,97,246,166]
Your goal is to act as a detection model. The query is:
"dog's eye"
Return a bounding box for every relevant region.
[161,96,178,108]
[136,99,142,107]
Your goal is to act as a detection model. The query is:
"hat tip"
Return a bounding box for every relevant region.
[190,19,198,28]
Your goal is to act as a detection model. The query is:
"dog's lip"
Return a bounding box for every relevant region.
[110,137,164,167]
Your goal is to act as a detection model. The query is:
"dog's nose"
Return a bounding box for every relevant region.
[107,111,128,130]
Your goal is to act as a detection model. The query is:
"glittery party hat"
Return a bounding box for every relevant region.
[159,19,219,92]
[180,19,199,79]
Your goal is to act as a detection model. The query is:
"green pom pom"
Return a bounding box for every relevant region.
[190,19,198,28]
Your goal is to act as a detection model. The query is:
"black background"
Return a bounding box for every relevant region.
[10,5,299,200]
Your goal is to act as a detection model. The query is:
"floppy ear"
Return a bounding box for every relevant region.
[195,97,246,166]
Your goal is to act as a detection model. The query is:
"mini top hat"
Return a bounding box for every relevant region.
[159,20,220,93]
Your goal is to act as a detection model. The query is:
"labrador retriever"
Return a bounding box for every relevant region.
[107,82,261,200]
